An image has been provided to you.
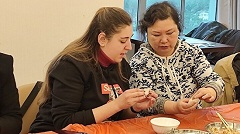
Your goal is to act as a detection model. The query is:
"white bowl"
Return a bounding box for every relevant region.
[150,117,180,134]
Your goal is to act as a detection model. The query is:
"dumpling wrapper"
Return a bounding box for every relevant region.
[143,88,151,97]
[188,97,200,104]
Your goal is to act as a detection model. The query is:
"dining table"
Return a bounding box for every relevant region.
[39,103,240,134]
[182,37,234,53]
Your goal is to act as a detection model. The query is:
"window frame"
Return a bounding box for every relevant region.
[130,0,217,34]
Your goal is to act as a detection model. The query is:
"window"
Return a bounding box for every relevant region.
[124,0,217,34]
[124,1,139,31]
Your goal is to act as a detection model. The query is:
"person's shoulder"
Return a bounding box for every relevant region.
[132,43,154,59]
[0,53,13,69]
[0,52,13,63]
[130,46,154,67]
[55,56,92,72]
[60,56,87,66]
[0,53,13,80]
[178,40,202,53]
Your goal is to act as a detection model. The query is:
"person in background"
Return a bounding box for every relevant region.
[129,1,224,116]
[29,7,157,133]
[0,53,22,134]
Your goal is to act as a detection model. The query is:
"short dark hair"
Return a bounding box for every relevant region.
[139,1,182,40]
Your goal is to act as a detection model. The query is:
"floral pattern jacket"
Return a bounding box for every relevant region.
[129,40,224,115]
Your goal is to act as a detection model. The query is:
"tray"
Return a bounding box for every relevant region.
[205,122,240,133]
[168,129,209,134]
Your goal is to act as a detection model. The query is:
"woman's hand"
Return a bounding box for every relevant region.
[132,90,158,112]
[176,98,198,114]
[192,87,217,103]
[165,98,198,114]
[114,89,157,112]
[113,88,146,110]
[92,88,149,123]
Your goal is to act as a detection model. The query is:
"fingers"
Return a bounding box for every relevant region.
[127,88,157,100]
[202,93,215,102]
[192,87,216,103]
[148,90,158,98]
[120,88,147,104]
[182,98,190,103]
[184,103,198,114]
[134,97,157,111]
[124,88,145,98]
[178,99,198,114]
[145,91,158,100]
[118,88,157,109]
[192,90,204,99]
[180,105,197,114]
[201,93,211,99]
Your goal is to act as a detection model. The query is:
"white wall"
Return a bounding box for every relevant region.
[0,0,124,86]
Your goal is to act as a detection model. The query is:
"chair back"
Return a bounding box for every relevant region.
[18,82,43,134]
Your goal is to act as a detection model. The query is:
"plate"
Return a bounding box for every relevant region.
[205,122,240,133]
[54,130,87,134]
[167,129,209,134]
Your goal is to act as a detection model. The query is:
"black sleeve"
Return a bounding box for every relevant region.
[0,54,22,134]
[49,59,95,129]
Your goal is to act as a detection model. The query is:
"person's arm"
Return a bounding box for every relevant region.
[191,47,224,101]
[163,99,198,114]
[93,87,159,122]
[138,97,166,116]
[92,99,134,122]
[49,60,97,129]
[130,50,164,116]
[0,54,22,134]
[138,96,198,115]
[51,79,147,129]
[50,59,149,129]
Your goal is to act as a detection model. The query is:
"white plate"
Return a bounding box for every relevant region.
[205,122,240,133]
[168,129,209,134]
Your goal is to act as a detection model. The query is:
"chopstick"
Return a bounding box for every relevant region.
[216,111,232,132]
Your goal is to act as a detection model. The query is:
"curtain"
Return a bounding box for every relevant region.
[217,0,240,29]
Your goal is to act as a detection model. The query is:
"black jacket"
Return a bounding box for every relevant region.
[185,21,227,41]
[0,53,22,134]
[233,53,240,102]
[30,56,131,133]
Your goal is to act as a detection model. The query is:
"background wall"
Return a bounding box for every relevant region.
[0,0,123,86]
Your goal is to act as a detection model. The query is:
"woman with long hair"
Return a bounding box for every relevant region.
[29,7,157,133]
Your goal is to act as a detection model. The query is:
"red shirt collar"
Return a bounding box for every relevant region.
[98,49,116,67]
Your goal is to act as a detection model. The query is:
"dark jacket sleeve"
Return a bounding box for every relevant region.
[0,53,22,134]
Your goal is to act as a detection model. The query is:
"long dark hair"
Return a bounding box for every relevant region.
[40,7,132,103]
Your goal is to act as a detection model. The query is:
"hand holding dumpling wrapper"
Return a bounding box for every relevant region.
[188,97,200,105]
[143,88,151,97]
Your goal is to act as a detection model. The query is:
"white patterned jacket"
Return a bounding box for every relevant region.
[129,40,224,115]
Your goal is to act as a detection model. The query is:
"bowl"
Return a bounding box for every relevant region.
[150,117,180,134]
